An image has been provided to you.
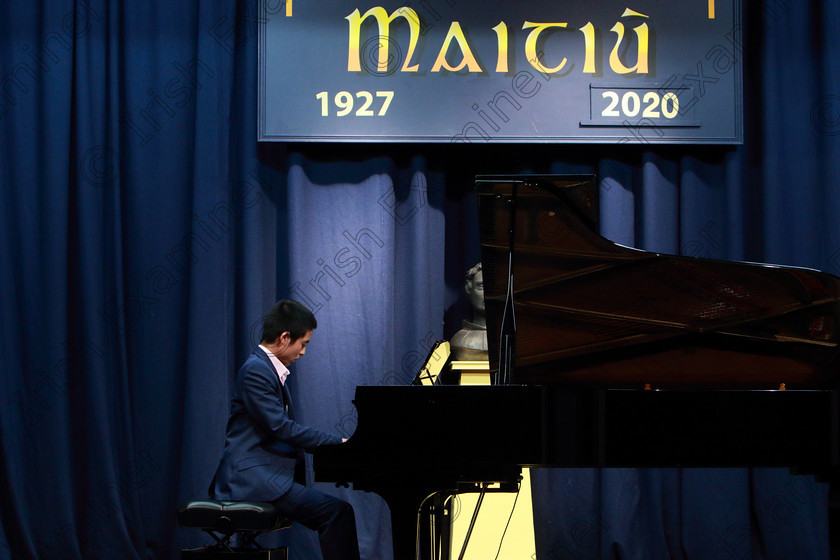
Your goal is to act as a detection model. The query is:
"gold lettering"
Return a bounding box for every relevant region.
[492,22,508,73]
[345,7,656,77]
[523,22,568,74]
[579,22,596,74]
[346,7,420,72]
[609,8,649,74]
[431,22,483,72]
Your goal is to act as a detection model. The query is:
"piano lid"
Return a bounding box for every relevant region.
[476,174,840,389]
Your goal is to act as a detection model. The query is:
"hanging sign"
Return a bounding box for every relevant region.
[258,0,742,144]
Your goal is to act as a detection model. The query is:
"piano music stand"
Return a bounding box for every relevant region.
[412,341,451,386]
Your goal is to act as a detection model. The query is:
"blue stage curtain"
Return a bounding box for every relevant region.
[0,1,837,559]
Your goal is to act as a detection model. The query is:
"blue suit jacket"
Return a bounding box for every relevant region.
[210,350,342,501]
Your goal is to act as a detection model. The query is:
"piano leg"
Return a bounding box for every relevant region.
[379,487,451,560]
[420,494,452,560]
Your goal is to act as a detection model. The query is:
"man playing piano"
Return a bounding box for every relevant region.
[209,299,361,560]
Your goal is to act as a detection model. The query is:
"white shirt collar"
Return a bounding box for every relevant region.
[259,345,290,385]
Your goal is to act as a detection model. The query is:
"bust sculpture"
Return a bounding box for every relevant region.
[451,263,488,361]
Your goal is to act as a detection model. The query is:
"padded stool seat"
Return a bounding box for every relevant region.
[178,500,291,558]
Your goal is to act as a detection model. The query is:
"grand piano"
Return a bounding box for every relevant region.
[313,174,840,559]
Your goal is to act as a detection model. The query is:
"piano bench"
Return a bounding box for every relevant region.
[178,500,290,559]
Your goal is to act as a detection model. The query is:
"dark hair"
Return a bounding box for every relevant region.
[261,300,317,343]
